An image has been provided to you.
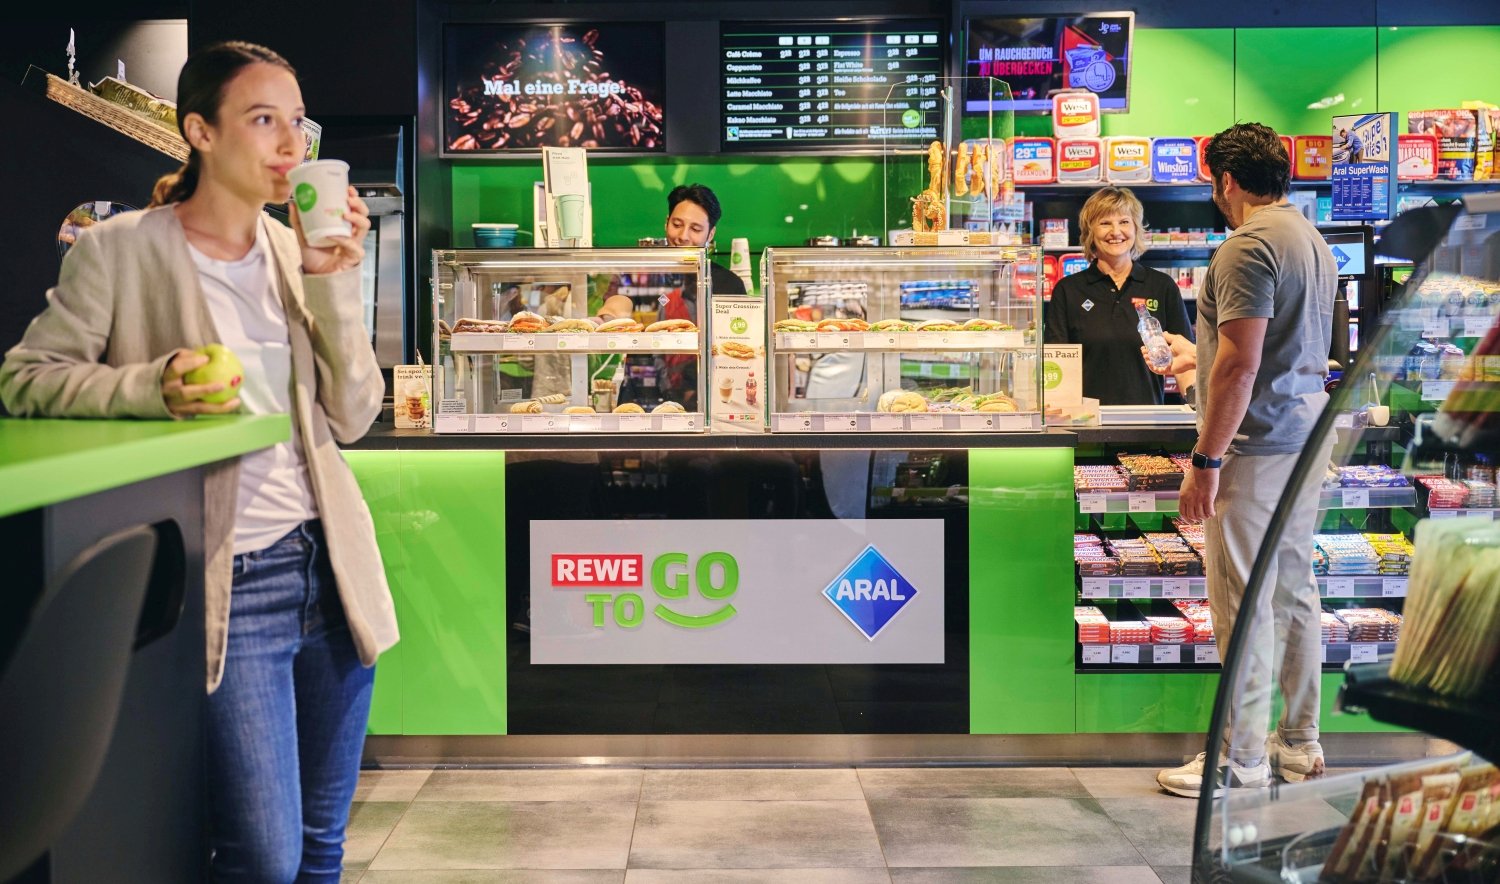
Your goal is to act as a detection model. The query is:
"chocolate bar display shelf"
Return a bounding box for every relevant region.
[431,247,709,435]
[1073,486,1418,514]
[1079,575,1409,601]
[763,246,1046,434]
[1080,642,1398,670]
[1193,196,1500,883]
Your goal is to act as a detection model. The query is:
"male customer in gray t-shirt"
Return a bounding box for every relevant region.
[1156,123,1338,799]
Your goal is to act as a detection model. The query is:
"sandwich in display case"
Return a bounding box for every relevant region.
[763,245,1044,433]
[431,247,707,433]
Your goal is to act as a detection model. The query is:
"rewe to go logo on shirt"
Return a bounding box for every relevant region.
[552,553,739,629]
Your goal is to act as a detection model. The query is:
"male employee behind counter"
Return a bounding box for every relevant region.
[1044,186,1194,405]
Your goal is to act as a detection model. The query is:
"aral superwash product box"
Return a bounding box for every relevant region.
[1011,137,1056,184]
[1105,136,1152,183]
[1195,136,1214,182]
[1293,135,1332,180]
[1056,137,1103,182]
[1408,109,1481,180]
[1052,91,1100,138]
[1397,134,1438,180]
[1151,138,1198,183]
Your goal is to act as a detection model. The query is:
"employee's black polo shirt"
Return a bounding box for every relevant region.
[1043,261,1194,405]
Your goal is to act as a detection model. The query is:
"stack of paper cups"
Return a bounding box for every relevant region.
[729,237,754,295]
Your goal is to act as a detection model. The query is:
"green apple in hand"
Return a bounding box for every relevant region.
[184,343,245,404]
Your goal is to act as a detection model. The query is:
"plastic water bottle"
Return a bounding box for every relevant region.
[1136,304,1172,372]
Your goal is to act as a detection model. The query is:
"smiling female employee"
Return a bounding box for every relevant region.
[1043,186,1194,404]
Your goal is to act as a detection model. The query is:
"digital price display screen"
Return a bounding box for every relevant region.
[720,20,945,152]
[964,14,1133,114]
[443,23,666,153]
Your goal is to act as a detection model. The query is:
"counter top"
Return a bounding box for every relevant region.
[344,424,1080,452]
[0,415,289,518]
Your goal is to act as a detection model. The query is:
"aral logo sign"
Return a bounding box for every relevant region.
[530,520,944,665]
[823,546,918,640]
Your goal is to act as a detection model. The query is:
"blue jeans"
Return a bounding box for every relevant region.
[207,520,374,883]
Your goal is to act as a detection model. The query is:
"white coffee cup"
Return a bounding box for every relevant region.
[1367,405,1390,427]
[287,159,351,247]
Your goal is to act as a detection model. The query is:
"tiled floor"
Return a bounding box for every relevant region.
[340,767,1198,883]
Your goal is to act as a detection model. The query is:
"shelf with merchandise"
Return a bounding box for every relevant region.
[1077,575,1408,601]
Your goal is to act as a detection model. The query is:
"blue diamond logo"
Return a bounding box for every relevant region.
[822,545,919,641]
[1330,245,1351,272]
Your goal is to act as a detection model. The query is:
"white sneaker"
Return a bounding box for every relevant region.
[1157,752,1272,798]
[1267,733,1326,782]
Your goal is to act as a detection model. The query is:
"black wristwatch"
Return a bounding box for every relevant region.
[1191,450,1223,470]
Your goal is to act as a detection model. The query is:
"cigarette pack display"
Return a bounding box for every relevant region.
[1104,136,1151,183]
[1052,91,1100,138]
[1056,138,1104,183]
[1150,138,1199,183]
[1294,134,1332,180]
[1011,137,1057,184]
[1408,109,1481,180]
[1398,134,1439,180]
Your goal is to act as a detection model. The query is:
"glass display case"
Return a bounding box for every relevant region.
[430,247,707,434]
[1195,193,1500,882]
[882,76,1016,246]
[763,245,1044,433]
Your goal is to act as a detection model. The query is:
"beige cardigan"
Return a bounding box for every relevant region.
[0,205,399,691]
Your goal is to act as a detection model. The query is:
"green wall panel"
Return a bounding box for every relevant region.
[453,157,887,251]
[1074,673,1403,734]
[969,447,1076,734]
[345,450,406,734]
[1234,28,1379,136]
[1377,26,1500,133]
[1101,29,1235,138]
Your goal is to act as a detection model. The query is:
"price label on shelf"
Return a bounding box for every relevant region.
[1382,578,1407,597]
[604,336,624,350]
[1161,578,1191,599]
[1321,645,1328,664]
[1122,579,1151,599]
[1325,577,1356,598]
[1423,381,1455,402]
[870,414,903,432]
[1424,318,1452,338]
[617,415,651,433]
[832,415,859,433]
[1463,317,1492,338]
[1080,578,1110,598]
[1110,645,1140,664]
[1341,489,1370,509]
[799,334,820,350]
[521,415,557,432]
[1153,645,1181,665]
[875,334,900,348]
[1427,509,1458,519]
[503,335,536,351]
[1128,493,1157,513]
[1078,493,1106,514]
[1351,643,1380,664]
[907,415,943,432]
[554,336,573,350]
[1081,645,1109,664]
[650,335,669,349]
[1194,645,1220,665]
[833,335,853,349]
[473,415,510,433]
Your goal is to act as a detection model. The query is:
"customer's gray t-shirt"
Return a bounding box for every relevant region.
[1197,203,1336,455]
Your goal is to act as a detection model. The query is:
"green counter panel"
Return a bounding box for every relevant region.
[346,449,508,735]
[1377,26,1500,133]
[1075,672,1402,734]
[1101,29,1236,138]
[1234,28,1378,137]
[969,447,1077,734]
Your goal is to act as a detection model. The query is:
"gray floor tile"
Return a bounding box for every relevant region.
[1152,866,1192,884]
[627,871,890,883]
[344,802,408,871]
[1095,798,1198,867]
[1070,767,1171,800]
[341,872,363,884]
[370,801,637,870]
[415,769,643,803]
[361,873,625,883]
[354,769,433,802]
[640,768,864,801]
[630,800,885,869]
[889,869,1164,883]
[859,768,1089,800]
[869,798,1144,868]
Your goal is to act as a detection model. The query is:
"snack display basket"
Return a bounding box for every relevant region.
[1195,193,1500,882]
[763,245,1044,433]
[430,247,708,433]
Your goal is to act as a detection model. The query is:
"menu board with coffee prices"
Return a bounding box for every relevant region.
[720,20,944,152]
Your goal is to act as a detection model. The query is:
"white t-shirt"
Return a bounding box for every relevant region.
[189,220,319,554]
